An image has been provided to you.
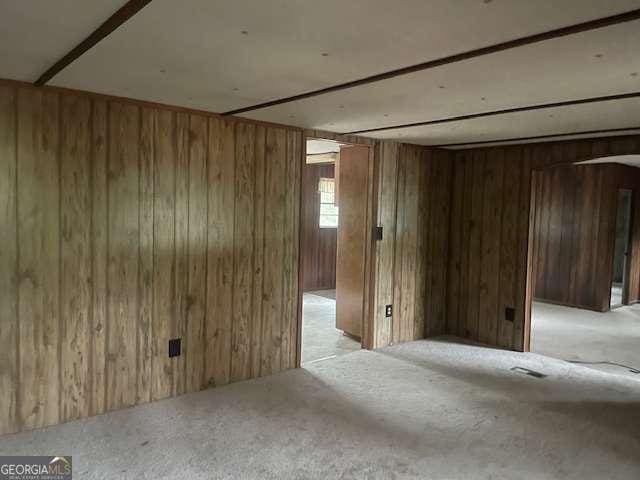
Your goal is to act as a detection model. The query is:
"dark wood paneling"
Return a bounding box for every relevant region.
[447,135,640,351]
[0,84,302,435]
[301,163,337,291]
[530,164,626,311]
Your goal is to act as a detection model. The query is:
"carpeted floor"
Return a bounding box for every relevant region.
[1,337,639,479]
[531,301,640,378]
[301,291,360,363]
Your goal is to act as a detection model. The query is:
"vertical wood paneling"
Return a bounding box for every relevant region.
[373,142,398,347]
[446,153,465,336]
[0,85,18,433]
[205,118,235,387]
[137,107,154,404]
[185,115,208,392]
[173,113,189,397]
[530,163,633,312]
[152,109,176,400]
[448,135,640,351]
[373,142,453,347]
[301,163,337,291]
[1,85,305,435]
[497,148,521,348]
[106,102,139,411]
[478,149,504,345]
[251,126,266,377]
[17,90,60,430]
[231,123,255,382]
[261,128,287,375]
[90,100,107,416]
[60,94,91,422]
[283,131,301,369]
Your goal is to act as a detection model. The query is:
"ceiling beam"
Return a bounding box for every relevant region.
[432,127,640,148]
[34,0,154,86]
[222,8,640,116]
[344,91,640,134]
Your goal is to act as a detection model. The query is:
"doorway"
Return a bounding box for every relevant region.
[526,161,640,378]
[299,137,374,364]
[610,188,633,309]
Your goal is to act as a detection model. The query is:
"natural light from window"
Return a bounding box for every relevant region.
[318,177,338,228]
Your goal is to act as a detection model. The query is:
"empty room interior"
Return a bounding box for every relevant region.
[1,1,640,479]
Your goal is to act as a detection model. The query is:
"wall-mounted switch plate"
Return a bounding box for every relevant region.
[505,307,515,322]
[385,304,393,317]
[169,338,182,358]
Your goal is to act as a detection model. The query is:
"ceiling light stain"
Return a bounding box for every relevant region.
[322,53,329,57]
[339,105,344,109]
[481,97,486,101]
[594,53,603,58]
[159,69,166,74]
[439,85,446,89]
[241,30,249,35]
[233,87,239,91]
[632,72,638,77]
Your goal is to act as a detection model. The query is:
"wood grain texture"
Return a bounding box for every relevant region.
[336,145,370,338]
[372,142,453,347]
[447,135,640,351]
[301,163,337,291]
[106,102,139,411]
[60,94,91,422]
[0,86,303,435]
[0,85,18,434]
[531,162,640,311]
[185,114,208,392]
[17,89,60,430]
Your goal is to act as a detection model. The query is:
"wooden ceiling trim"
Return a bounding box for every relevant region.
[344,91,640,135]
[34,0,154,86]
[434,127,640,148]
[222,8,640,116]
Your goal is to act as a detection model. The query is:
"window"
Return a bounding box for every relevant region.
[318,177,338,228]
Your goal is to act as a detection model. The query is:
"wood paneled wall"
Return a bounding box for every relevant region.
[531,163,640,311]
[301,163,336,291]
[446,135,640,351]
[372,143,453,348]
[0,83,302,435]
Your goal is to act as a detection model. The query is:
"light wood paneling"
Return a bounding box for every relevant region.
[447,135,640,351]
[17,89,60,430]
[60,94,91,422]
[0,85,18,433]
[0,84,303,435]
[372,142,453,348]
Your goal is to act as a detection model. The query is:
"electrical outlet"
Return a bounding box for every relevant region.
[385,305,393,317]
[505,307,515,322]
[169,338,181,358]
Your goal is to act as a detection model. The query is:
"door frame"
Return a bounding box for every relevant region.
[295,130,377,367]
[523,159,639,352]
[610,188,634,308]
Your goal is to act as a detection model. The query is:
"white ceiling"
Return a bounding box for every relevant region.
[0,0,127,80]
[1,0,640,147]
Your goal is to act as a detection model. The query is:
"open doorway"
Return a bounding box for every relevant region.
[299,137,372,364]
[527,160,640,378]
